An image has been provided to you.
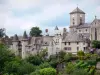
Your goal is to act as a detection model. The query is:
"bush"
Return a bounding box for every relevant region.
[94,71,100,75]
[26,55,43,65]
[88,66,95,75]
[30,70,40,75]
[64,53,72,62]
[71,68,88,75]
[39,68,56,75]
[38,62,51,69]
[92,40,100,49]
[77,51,85,60]
[17,61,35,75]
[65,62,75,74]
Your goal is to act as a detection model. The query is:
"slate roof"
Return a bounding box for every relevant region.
[76,23,90,29]
[70,7,85,14]
[63,32,86,42]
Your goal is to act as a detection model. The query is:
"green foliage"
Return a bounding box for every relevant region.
[0,44,15,72]
[64,53,72,62]
[26,55,43,65]
[49,60,58,68]
[30,70,40,75]
[94,71,100,75]
[75,60,84,68]
[71,68,89,75]
[88,66,95,75]
[39,48,48,60]
[85,53,91,59]
[38,62,51,69]
[65,62,75,74]
[30,27,42,37]
[40,68,56,75]
[0,28,5,38]
[77,50,85,56]
[17,61,35,75]
[58,51,66,60]
[92,40,100,49]
[3,61,20,74]
[77,50,85,60]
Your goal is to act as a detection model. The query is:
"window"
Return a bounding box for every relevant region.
[65,42,67,45]
[73,22,74,24]
[45,42,47,44]
[77,42,79,45]
[64,47,71,50]
[73,18,74,21]
[68,42,70,45]
[77,47,79,51]
[83,47,86,51]
[80,18,82,25]
[79,30,81,32]
[86,29,87,31]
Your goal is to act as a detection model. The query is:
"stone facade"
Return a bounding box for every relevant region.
[4,7,100,58]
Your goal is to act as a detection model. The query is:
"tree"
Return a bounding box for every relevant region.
[26,55,43,65]
[39,62,51,69]
[0,28,5,38]
[40,68,56,75]
[58,51,66,62]
[3,61,20,75]
[77,50,85,60]
[71,68,88,75]
[65,62,75,74]
[0,43,15,72]
[92,40,100,49]
[18,61,35,75]
[30,27,42,37]
[64,53,72,62]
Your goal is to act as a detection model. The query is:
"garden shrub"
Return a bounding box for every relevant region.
[38,62,51,69]
[71,68,89,75]
[88,66,95,75]
[64,53,72,62]
[39,68,56,75]
[65,62,75,74]
[77,50,85,60]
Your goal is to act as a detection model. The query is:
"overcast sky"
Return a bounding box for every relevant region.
[0,0,100,36]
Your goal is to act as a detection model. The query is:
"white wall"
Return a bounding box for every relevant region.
[62,42,88,54]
